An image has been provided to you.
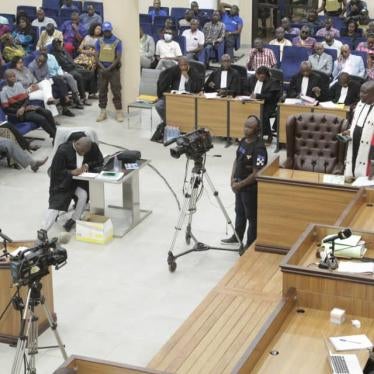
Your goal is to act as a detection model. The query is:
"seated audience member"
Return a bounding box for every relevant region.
[367,54,374,80]
[317,0,347,16]
[269,27,292,60]
[52,38,94,104]
[61,0,79,11]
[1,33,25,62]
[329,71,361,105]
[356,33,374,53]
[42,135,103,232]
[12,14,36,54]
[0,17,10,38]
[37,23,63,50]
[0,70,57,140]
[345,0,367,20]
[281,17,300,35]
[358,9,371,34]
[140,26,155,69]
[341,19,362,38]
[288,61,327,101]
[190,1,208,19]
[1,121,40,151]
[220,4,243,59]
[308,43,333,76]
[75,23,102,72]
[179,10,194,28]
[182,19,205,61]
[204,54,240,96]
[316,17,340,38]
[292,26,316,49]
[0,137,47,172]
[149,0,168,22]
[301,9,323,36]
[247,38,277,71]
[29,53,75,117]
[32,7,57,31]
[332,44,365,79]
[203,10,226,67]
[248,66,281,144]
[155,57,203,123]
[61,11,85,56]
[158,18,177,39]
[322,31,343,57]
[363,20,374,37]
[155,29,182,70]
[80,4,102,35]
[11,56,58,117]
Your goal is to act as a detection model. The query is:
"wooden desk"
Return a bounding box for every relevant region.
[165,93,196,133]
[0,241,54,344]
[256,157,358,254]
[196,97,228,137]
[281,224,374,318]
[229,100,263,139]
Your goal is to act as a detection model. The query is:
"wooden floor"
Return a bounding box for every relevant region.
[148,247,283,374]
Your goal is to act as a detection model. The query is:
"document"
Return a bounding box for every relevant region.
[330,335,373,351]
[284,98,303,105]
[80,172,99,179]
[352,177,374,187]
[319,101,345,109]
[337,261,373,274]
[322,174,345,185]
[204,92,218,99]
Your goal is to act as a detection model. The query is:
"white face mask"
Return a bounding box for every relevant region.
[164,34,172,42]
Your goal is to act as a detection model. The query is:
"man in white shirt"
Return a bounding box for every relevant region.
[32,7,57,32]
[182,19,205,61]
[332,44,366,79]
[269,27,292,60]
[322,31,343,57]
[155,29,183,70]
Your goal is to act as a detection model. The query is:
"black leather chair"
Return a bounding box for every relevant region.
[231,64,248,94]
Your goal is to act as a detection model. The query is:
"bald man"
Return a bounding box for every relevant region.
[344,81,374,181]
[42,134,103,232]
[308,43,333,76]
[333,44,365,79]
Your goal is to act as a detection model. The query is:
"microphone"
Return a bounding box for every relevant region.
[0,230,13,243]
[57,232,71,245]
[323,228,352,244]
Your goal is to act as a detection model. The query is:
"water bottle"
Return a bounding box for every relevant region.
[113,155,121,172]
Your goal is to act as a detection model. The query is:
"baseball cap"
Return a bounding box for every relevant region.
[102,22,113,32]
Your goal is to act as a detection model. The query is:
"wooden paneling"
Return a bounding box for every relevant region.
[196,97,228,137]
[165,94,196,133]
[313,106,350,119]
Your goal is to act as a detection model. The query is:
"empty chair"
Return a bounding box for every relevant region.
[140,14,152,24]
[59,8,76,18]
[153,15,170,27]
[175,35,186,54]
[171,7,188,20]
[72,1,83,13]
[83,1,104,17]
[140,23,153,37]
[337,36,354,49]
[324,48,337,61]
[281,46,311,82]
[148,6,170,16]
[17,6,37,18]
[42,0,60,10]
[265,44,281,66]
[43,8,59,17]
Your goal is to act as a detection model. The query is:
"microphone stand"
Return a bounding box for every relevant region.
[319,238,339,270]
[0,229,13,262]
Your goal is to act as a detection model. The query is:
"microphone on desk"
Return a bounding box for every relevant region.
[323,228,352,244]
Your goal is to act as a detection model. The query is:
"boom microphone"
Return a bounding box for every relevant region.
[323,228,352,244]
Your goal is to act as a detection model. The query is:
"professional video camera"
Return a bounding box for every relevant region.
[9,230,67,287]
[164,128,213,160]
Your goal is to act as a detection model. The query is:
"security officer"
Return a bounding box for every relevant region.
[221,116,267,249]
[95,21,124,123]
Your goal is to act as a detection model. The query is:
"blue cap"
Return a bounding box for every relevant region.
[102,22,113,32]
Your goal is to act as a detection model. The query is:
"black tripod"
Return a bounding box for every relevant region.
[167,156,243,272]
[11,280,67,374]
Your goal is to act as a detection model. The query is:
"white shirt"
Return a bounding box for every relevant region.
[253,80,263,95]
[220,71,228,88]
[178,74,187,91]
[301,77,309,96]
[182,29,205,53]
[322,39,343,57]
[155,40,182,59]
[338,86,348,104]
[269,38,292,60]
[31,17,57,30]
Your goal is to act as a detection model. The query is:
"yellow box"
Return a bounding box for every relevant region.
[76,215,113,244]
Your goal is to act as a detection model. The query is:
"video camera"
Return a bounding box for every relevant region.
[164,128,213,160]
[10,230,67,287]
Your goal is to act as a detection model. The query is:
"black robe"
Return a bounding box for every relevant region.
[49,142,103,211]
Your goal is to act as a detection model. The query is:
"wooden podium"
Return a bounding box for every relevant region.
[0,241,54,344]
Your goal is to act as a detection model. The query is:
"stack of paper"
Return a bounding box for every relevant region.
[284,98,302,105]
[352,177,374,187]
[136,94,158,103]
[322,174,345,185]
[322,235,367,259]
[300,95,318,105]
[319,101,345,109]
[204,92,218,99]
[337,261,374,274]
[330,335,373,351]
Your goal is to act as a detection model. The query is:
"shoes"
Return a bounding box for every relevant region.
[83,99,91,106]
[115,110,124,123]
[72,92,84,109]
[62,107,75,117]
[31,157,48,172]
[96,109,107,122]
[63,218,76,232]
[221,235,240,245]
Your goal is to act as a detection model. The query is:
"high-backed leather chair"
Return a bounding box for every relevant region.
[284,113,348,174]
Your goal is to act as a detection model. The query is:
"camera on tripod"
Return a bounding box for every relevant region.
[165,128,213,160]
[10,229,67,287]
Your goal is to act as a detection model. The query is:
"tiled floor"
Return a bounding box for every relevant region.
[0,66,284,373]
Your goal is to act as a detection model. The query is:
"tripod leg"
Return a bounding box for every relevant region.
[185,175,201,245]
[28,312,39,374]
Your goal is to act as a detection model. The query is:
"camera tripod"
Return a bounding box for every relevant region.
[11,281,67,374]
[167,156,243,272]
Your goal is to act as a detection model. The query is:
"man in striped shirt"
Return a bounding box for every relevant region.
[247,38,277,71]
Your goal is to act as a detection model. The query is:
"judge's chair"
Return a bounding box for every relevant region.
[283,113,348,175]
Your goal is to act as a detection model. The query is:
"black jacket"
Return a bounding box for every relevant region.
[204,67,241,96]
[157,64,204,98]
[329,80,361,106]
[288,72,328,101]
[248,76,281,109]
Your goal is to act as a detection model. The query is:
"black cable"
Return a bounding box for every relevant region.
[0,289,18,323]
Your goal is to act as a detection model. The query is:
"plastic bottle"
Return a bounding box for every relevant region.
[113,155,121,172]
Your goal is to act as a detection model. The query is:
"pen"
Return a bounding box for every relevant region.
[339,339,361,344]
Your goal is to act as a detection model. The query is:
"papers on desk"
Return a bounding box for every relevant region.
[322,174,345,185]
[322,234,367,259]
[96,171,124,181]
[337,261,374,274]
[300,95,318,105]
[236,95,256,101]
[80,172,99,179]
[351,177,374,187]
[170,90,190,95]
[330,335,373,351]
[136,94,158,104]
[284,98,303,105]
[204,92,218,99]
[319,101,345,109]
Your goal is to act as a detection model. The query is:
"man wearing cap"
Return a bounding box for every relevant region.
[95,22,124,123]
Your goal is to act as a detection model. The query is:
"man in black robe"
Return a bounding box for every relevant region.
[42,134,103,232]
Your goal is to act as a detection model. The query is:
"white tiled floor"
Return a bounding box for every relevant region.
[0,91,284,373]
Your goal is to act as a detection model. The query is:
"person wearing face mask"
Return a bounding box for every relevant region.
[155,29,182,70]
[182,19,205,61]
[204,54,240,97]
[308,43,333,76]
[248,66,281,144]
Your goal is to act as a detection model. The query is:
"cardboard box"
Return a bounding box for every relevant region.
[76,215,113,244]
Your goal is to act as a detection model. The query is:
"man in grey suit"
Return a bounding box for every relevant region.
[308,43,333,76]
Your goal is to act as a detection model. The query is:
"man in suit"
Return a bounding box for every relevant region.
[329,71,361,106]
[155,57,204,123]
[248,66,281,144]
[332,44,365,80]
[204,54,240,97]
[288,61,328,101]
[308,42,333,76]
